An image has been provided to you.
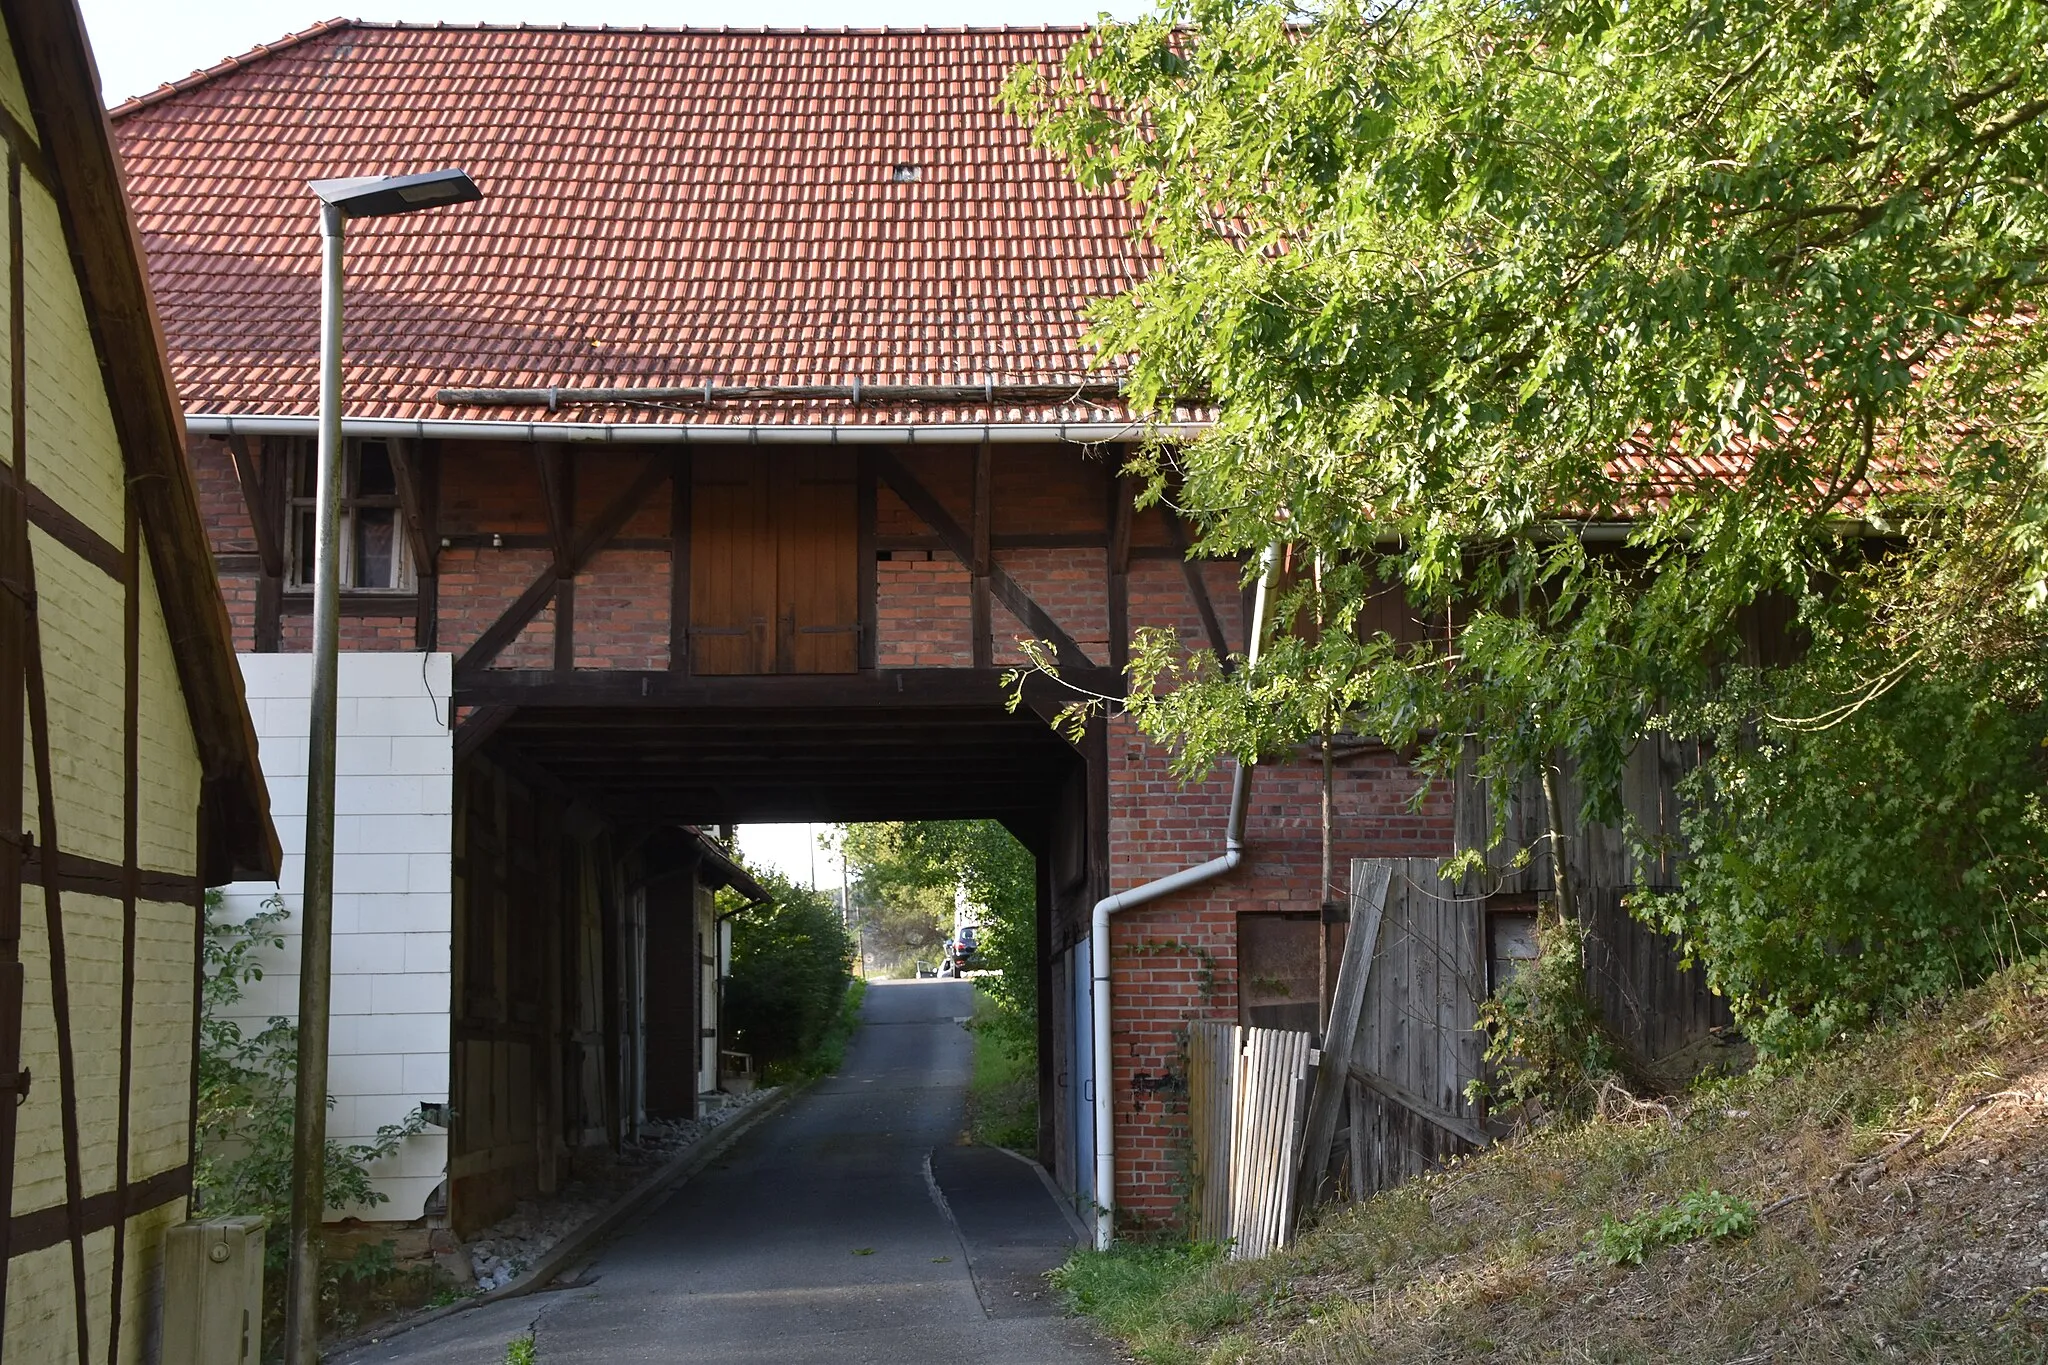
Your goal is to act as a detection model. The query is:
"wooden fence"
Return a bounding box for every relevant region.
[1187,1019,1314,1258]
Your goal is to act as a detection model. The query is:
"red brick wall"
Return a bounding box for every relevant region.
[995,547,1109,665]
[574,548,670,670]
[1101,719,1455,1228]
[875,553,973,667]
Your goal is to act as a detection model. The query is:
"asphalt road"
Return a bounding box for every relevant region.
[338,978,1108,1365]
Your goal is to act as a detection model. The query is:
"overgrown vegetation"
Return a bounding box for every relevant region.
[840,821,1038,1052]
[964,985,1037,1151]
[1055,957,2048,1363]
[1003,0,2048,1061]
[1467,912,1622,1117]
[722,865,858,1082]
[197,892,439,1349]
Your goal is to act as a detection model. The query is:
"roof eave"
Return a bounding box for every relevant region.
[5,0,279,884]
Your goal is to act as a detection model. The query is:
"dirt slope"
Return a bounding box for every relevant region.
[1068,961,2048,1364]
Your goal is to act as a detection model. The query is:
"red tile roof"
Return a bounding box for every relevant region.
[111,22,1150,428]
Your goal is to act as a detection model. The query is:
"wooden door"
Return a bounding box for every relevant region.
[776,453,859,673]
[690,452,858,674]
[690,452,778,674]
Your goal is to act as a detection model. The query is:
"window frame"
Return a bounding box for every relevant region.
[284,437,414,593]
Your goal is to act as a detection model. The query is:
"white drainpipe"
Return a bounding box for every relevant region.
[1090,543,1280,1251]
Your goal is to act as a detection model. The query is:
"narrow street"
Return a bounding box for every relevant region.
[339,980,1109,1364]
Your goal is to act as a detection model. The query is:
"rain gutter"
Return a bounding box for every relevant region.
[1088,543,1281,1252]
[183,414,1212,444]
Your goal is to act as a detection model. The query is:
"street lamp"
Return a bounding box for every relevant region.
[286,168,481,1365]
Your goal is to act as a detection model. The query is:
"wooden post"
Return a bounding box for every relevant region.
[970,441,992,667]
[1107,472,1131,674]
[669,450,691,673]
[1294,859,1392,1214]
[855,452,876,671]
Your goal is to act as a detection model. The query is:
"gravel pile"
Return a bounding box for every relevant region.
[466,1089,774,1292]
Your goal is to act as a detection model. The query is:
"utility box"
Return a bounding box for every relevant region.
[162,1216,265,1365]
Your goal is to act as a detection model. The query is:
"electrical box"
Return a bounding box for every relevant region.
[162,1216,265,1365]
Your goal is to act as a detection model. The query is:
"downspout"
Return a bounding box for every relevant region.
[1090,542,1281,1251]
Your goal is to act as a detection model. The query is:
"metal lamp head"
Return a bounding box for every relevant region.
[308,168,481,219]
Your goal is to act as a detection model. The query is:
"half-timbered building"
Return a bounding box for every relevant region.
[0,4,278,1359]
[109,21,1723,1242]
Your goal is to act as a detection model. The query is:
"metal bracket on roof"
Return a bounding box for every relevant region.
[546,387,560,413]
[851,377,863,405]
[984,375,994,406]
[703,379,714,406]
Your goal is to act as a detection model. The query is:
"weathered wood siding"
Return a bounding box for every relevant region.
[1348,857,1486,1199]
[1452,737,1731,1068]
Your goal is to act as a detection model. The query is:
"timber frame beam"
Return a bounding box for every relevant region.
[871,450,1092,672]
[455,452,668,679]
[1160,506,1233,665]
[389,438,438,651]
[224,434,285,652]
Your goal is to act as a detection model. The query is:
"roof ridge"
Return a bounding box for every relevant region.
[108,15,354,118]
[107,18,1094,118]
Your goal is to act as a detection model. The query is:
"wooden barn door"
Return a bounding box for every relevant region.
[690,452,857,674]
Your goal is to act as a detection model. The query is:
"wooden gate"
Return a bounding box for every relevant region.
[690,451,858,674]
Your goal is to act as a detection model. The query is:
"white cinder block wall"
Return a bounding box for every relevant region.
[217,652,454,1220]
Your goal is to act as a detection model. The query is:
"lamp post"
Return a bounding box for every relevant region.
[288,169,481,1365]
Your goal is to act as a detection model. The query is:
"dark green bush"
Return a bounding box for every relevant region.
[723,867,855,1075]
[1641,666,2048,1055]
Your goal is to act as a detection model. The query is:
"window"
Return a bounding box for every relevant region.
[1485,903,1542,995]
[287,439,411,591]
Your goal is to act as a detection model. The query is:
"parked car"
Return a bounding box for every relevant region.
[948,926,981,975]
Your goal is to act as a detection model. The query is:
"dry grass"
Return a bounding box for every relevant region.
[1066,958,2048,1364]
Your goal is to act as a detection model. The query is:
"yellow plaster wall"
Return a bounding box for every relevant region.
[27,526,128,867]
[18,168,129,548]
[0,1209,182,1365]
[135,542,203,873]
[0,14,221,1361]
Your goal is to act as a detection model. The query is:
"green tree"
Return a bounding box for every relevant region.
[841,822,1038,1048]
[723,866,855,1075]
[1005,0,2048,1050]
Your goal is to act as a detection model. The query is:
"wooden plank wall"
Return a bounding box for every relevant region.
[1185,1020,1238,1243]
[1348,856,1487,1200]
[450,754,662,1235]
[1450,737,1731,1069]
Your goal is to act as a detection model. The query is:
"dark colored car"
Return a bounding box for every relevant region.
[947,926,981,975]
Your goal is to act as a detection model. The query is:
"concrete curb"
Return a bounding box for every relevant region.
[989,1143,1090,1247]
[330,1083,804,1357]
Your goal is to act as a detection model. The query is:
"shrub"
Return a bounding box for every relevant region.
[1641,666,2048,1055]
[723,867,855,1077]
[1467,910,1622,1116]
[196,892,430,1344]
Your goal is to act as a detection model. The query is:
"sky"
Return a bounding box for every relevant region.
[77,0,1146,108]
[737,823,843,892]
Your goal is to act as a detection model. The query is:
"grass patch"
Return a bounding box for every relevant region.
[1059,956,2048,1363]
[965,985,1037,1150]
[1050,1243,1243,1365]
[504,1333,535,1365]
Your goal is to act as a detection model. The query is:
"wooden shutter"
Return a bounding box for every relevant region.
[775,452,859,674]
[689,453,777,674]
[690,452,858,675]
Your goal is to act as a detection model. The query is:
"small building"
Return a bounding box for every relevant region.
[0,4,277,1360]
